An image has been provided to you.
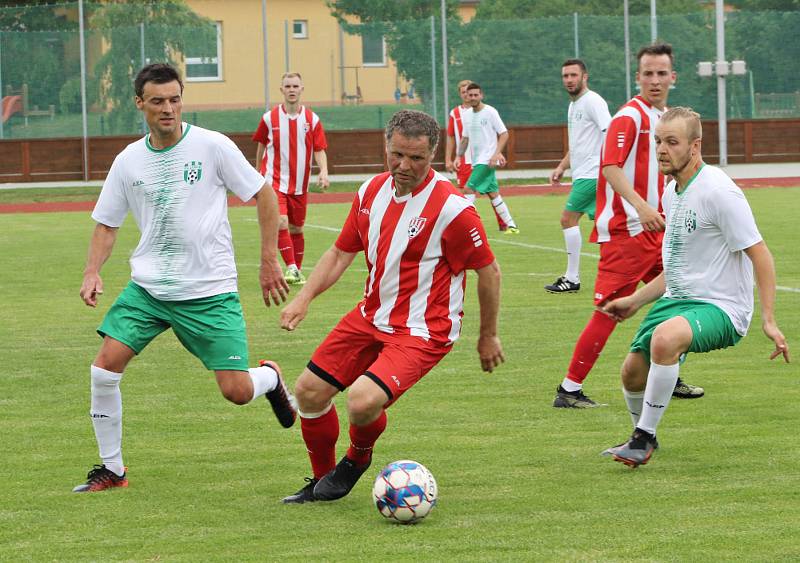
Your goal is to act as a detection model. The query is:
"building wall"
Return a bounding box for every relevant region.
[183,0,411,110]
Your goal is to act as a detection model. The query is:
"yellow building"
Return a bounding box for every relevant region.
[182,0,477,111]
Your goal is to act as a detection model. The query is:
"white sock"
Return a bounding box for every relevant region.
[465,193,476,204]
[623,387,645,427]
[90,365,124,476]
[248,365,279,402]
[563,226,582,283]
[491,195,516,228]
[637,362,679,435]
[560,378,582,392]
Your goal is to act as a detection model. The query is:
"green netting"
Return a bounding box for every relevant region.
[0,2,798,140]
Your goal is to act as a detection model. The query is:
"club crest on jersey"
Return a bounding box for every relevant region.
[183,161,203,185]
[407,216,427,239]
[684,209,697,233]
[303,123,310,133]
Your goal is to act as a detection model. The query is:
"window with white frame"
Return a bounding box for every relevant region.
[185,22,222,81]
[362,31,386,66]
[293,20,308,39]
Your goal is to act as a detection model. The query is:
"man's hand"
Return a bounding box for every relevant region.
[445,159,455,173]
[763,320,790,363]
[550,166,564,185]
[478,335,505,373]
[490,153,506,169]
[260,257,289,307]
[637,204,666,232]
[280,297,310,331]
[602,296,639,322]
[79,273,104,307]
[454,156,462,170]
[317,171,330,192]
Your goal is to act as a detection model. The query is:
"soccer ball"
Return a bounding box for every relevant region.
[372,460,437,524]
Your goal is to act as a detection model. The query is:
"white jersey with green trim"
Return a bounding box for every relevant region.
[92,123,265,301]
[662,164,762,335]
[567,89,611,180]
[463,104,507,166]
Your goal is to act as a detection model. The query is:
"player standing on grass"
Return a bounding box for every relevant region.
[278,109,504,504]
[252,72,329,286]
[546,59,612,294]
[601,107,789,467]
[552,43,704,409]
[73,63,295,493]
[446,79,507,231]
[454,82,519,234]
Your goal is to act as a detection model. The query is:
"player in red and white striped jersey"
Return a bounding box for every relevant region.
[278,110,504,504]
[252,72,329,286]
[446,80,507,231]
[553,42,703,409]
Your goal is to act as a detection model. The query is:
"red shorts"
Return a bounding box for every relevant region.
[594,231,663,305]
[456,163,472,189]
[275,190,308,227]
[308,308,451,406]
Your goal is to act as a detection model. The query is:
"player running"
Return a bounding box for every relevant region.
[601,107,789,467]
[546,59,611,294]
[253,72,329,286]
[279,110,504,504]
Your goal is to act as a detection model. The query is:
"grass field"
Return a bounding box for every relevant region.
[1,188,798,560]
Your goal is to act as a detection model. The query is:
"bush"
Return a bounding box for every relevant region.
[59,77,99,114]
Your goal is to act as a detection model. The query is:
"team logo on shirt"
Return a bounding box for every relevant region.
[303,123,310,133]
[183,161,203,185]
[407,216,428,239]
[684,209,697,233]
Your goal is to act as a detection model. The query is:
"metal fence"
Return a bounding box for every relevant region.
[0,2,798,141]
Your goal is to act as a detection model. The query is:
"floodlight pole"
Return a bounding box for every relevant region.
[430,16,437,124]
[716,0,728,166]
[573,12,579,58]
[261,0,270,108]
[624,0,631,100]
[0,30,4,140]
[650,0,657,42]
[440,0,449,125]
[79,0,89,181]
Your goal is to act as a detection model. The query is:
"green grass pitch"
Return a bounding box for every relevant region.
[1,188,798,560]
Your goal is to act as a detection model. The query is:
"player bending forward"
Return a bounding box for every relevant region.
[602,107,789,468]
[279,109,504,503]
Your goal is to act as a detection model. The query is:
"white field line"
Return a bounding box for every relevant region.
[243,221,800,293]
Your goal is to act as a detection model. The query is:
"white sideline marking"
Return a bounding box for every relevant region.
[245,221,800,293]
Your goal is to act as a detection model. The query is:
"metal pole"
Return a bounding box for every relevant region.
[624,0,631,100]
[140,22,147,133]
[261,0,270,108]
[715,0,727,166]
[748,69,755,118]
[0,31,4,139]
[284,20,289,72]
[650,0,657,42]
[573,12,579,58]
[440,0,449,124]
[338,24,345,104]
[430,16,437,123]
[79,0,89,180]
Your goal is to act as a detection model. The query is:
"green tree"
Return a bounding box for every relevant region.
[475,0,703,18]
[91,0,213,134]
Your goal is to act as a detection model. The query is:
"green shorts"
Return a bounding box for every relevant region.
[466,164,499,194]
[565,178,596,219]
[630,297,742,362]
[98,281,249,371]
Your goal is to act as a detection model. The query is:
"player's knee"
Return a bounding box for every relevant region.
[650,327,683,364]
[294,376,329,413]
[621,354,647,391]
[346,387,385,426]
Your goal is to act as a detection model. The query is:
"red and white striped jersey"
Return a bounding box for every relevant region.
[592,95,665,243]
[336,169,495,345]
[447,105,473,165]
[252,104,328,195]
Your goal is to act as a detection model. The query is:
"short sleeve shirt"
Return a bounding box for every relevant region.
[463,104,507,166]
[568,90,612,180]
[92,124,265,301]
[662,164,762,335]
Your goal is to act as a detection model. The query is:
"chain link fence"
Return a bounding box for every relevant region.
[0,2,798,141]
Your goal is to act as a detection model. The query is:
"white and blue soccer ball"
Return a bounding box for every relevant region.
[372,460,437,524]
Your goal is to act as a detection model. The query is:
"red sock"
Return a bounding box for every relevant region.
[290,232,305,269]
[300,405,339,479]
[566,311,618,384]
[277,229,295,268]
[493,207,506,229]
[346,410,387,466]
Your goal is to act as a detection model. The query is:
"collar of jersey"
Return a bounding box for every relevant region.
[146,123,191,153]
[676,163,705,195]
[392,168,434,201]
[280,104,304,119]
